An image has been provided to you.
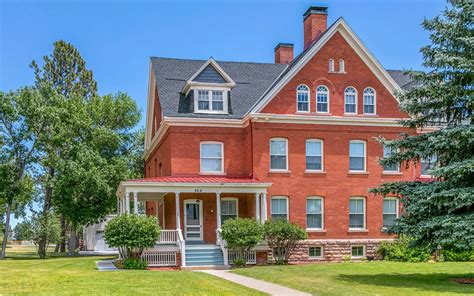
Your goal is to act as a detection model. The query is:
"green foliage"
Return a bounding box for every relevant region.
[371,0,474,251]
[440,247,474,262]
[221,218,263,264]
[232,258,247,268]
[29,213,61,251]
[377,239,432,262]
[123,258,148,270]
[263,219,307,264]
[13,220,33,241]
[104,214,160,260]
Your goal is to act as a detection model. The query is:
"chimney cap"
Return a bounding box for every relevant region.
[274,43,294,51]
[303,6,328,20]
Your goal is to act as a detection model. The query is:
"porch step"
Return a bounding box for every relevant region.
[185,245,225,267]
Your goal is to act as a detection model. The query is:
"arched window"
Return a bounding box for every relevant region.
[363,87,376,114]
[339,59,345,73]
[344,86,357,114]
[316,85,329,113]
[329,59,334,72]
[296,85,310,112]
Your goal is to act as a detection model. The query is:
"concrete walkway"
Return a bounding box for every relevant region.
[199,270,310,296]
[96,260,118,271]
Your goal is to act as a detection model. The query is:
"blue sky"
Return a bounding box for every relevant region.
[1,0,446,226]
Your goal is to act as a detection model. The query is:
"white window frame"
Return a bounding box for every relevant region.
[220,197,238,224]
[351,245,366,258]
[193,86,229,114]
[269,138,289,172]
[271,196,289,220]
[296,84,310,113]
[363,87,376,115]
[308,246,324,259]
[349,197,366,230]
[316,85,330,114]
[344,86,358,115]
[199,141,224,174]
[339,59,345,73]
[306,197,324,230]
[329,59,334,72]
[382,144,400,173]
[382,197,399,229]
[306,139,324,172]
[349,140,367,172]
[420,155,437,177]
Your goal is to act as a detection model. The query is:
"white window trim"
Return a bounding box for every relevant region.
[382,197,399,229]
[308,245,324,259]
[351,245,366,258]
[420,155,437,178]
[306,139,324,172]
[344,86,358,115]
[363,87,377,115]
[349,140,367,173]
[296,84,310,113]
[269,138,289,172]
[382,145,400,173]
[221,197,239,220]
[193,86,229,114]
[316,85,330,114]
[349,197,366,231]
[200,141,224,175]
[328,59,334,72]
[271,196,289,220]
[339,59,346,73]
[306,196,324,230]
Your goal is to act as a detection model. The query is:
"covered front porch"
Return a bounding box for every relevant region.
[116,176,271,267]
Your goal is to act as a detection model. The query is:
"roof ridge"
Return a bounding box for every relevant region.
[150,56,284,66]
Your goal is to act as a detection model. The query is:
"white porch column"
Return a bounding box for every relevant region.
[116,197,120,215]
[125,192,130,214]
[216,192,221,229]
[133,192,138,214]
[122,197,126,214]
[175,192,181,230]
[255,193,261,222]
[261,192,268,223]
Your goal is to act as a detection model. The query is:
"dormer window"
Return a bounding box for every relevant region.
[195,89,227,113]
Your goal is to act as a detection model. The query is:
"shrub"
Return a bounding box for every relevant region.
[104,214,160,260]
[221,218,263,265]
[123,258,148,270]
[440,248,474,262]
[232,258,247,268]
[377,239,431,262]
[263,219,307,264]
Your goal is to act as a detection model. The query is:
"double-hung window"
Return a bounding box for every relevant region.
[339,59,345,73]
[383,144,399,172]
[196,89,225,112]
[349,140,366,172]
[316,85,329,113]
[306,139,323,171]
[296,85,310,112]
[309,246,323,258]
[421,155,437,176]
[351,245,365,258]
[307,197,323,229]
[270,138,288,171]
[344,87,357,114]
[383,198,398,228]
[221,198,238,225]
[363,87,376,114]
[200,142,223,174]
[271,197,288,220]
[349,197,365,230]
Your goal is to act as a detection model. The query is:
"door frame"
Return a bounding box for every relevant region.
[183,199,203,241]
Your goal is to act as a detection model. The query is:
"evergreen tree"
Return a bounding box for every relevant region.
[372,0,473,251]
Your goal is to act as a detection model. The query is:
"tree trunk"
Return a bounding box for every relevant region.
[0,204,11,259]
[67,226,76,256]
[59,215,66,253]
[38,167,54,259]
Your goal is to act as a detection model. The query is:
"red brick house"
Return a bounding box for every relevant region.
[116,6,426,268]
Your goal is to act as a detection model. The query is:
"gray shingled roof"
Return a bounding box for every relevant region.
[151,58,415,119]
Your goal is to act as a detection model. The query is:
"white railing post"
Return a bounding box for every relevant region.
[176,229,186,267]
[255,193,261,222]
[217,229,228,266]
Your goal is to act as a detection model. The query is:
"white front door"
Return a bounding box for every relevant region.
[184,200,203,241]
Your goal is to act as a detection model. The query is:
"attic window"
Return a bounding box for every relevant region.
[195,89,228,114]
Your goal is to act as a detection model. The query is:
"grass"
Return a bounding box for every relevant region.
[0,245,264,295]
[232,261,474,296]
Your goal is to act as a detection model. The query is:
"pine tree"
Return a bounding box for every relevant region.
[372,0,473,251]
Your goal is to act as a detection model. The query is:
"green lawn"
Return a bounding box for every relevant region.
[232,261,474,296]
[0,246,263,295]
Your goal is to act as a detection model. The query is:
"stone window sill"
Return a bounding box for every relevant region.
[348,171,369,176]
[347,229,369,234]
[306,229,327,233]
[304,170,326,175]
[382,171,403,176]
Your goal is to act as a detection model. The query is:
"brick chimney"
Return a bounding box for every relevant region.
[303,6,328,50]
[274,43,294,64]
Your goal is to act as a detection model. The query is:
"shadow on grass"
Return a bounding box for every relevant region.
[336,273,474,294]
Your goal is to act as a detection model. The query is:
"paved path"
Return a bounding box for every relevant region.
[199,270,310,296]
[96,260,118,271]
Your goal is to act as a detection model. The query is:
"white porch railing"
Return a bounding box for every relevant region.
[157,229,177,244]
[229,250,257,265]
[141,251,177,266]
[176,228,186,267]
[216,229,229,266]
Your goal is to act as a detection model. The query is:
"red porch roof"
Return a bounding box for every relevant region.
[127,175,264,184]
